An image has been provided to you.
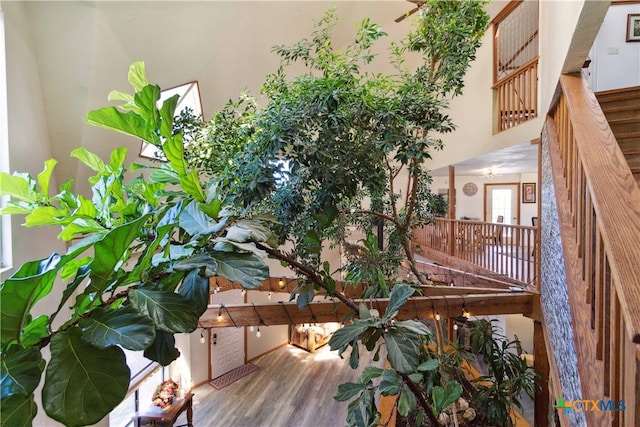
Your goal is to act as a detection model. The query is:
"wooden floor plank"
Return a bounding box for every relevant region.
[178,344,383,427]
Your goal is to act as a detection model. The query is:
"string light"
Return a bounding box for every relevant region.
[249,326,254,332]
[241,289,246,296]
[453,324,459,331]
[268,291,272,300]
[278,278,285,289]
[217,305,224,321]
[435,311,441,321]
[199,329,206,344]
[256,327,262,338]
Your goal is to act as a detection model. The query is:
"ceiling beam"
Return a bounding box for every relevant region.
[210,276,513,298]
[199,293,534,328]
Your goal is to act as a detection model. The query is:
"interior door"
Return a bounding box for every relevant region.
[209,290,245,379]
[484,183,520,226]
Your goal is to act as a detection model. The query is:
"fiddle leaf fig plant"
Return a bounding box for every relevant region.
[0,62,270,426]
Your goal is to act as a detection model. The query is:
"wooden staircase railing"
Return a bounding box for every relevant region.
[412,218,538,289]
[547,74,640,426]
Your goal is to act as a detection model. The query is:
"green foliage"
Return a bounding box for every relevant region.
[0,62,272,426]
[1,3,500,426]
[468,319,540,426]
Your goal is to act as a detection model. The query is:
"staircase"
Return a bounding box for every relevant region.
[596,86,640,186]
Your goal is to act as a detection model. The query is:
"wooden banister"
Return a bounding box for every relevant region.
[494,57,538,132]
[547,73,640,426]
[412,218,539,289]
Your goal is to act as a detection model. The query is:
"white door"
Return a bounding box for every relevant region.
[484,184,520,242]
[209,290,245,379]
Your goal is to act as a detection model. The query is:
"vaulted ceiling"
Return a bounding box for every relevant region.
[20,1,413,191]
[18,1,528,191]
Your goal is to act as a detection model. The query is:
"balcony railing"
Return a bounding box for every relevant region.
[547,74,640,426]
[494,57,539,132]
[412,218,538,288]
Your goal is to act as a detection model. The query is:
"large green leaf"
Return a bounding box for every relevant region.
[383,283,415,321]
[159,94,179,139]
[1,254,62,346]
[395,319,431,336]
[36,158,57,199]
[178,270,210,316]
[85,106,160,145]
[334,382,365,402]
[129,289,199,333]
[42,328,130,427]
[208,251,268,289]
[23,205,69,227]
[58,217,106,241]
[180,168,206,202]
[398,385,418,417]
[0,172,39,203]
[19,315,50,348]
[174,253,218,277]
[70,148,107,174]
[127,61,149,92]
[133,84,161,129]
[384,327,421,374]
[162,135,187,176]
[178,200,208,236]
[127,224,173,284]
[86,215,149,294]
[144,331,180,366]
[78,306,155,351]
[346,387,377,427]
[1,346,44,399]
[0,394,38,427]
[431,381,463,415]
[328,318,375,350]
[379,369,402,396]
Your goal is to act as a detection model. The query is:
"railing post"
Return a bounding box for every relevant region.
[534,320,550,427]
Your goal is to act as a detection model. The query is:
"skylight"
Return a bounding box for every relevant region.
[139,81,203,160]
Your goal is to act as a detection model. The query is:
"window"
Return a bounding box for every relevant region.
[493,0,539,82]
[108,349,166,427]
[0,5,13,273]
[139,81,203,160]
[491,189,512,225]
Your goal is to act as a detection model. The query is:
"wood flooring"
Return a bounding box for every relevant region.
[181,343,384,427]
[173,343,534,427]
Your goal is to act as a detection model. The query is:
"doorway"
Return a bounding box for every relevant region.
[484,183,520,226]
[209,290,245,379]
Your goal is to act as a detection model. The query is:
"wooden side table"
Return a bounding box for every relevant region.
[132,392,193,427]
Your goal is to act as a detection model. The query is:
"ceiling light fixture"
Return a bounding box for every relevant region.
[483,167,496,178]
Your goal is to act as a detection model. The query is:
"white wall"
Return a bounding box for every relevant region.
[430,1,592,174]
[588,3,640,92]
[431,173,538,225]
[246,290,289,360]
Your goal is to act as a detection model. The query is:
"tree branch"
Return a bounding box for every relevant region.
[254,242,360,312]
[401,373,439,425]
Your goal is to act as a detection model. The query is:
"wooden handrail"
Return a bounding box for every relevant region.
[547,73,640,426]
[492,56,540,89]
[412,218,539,289]
[494,57,538,132]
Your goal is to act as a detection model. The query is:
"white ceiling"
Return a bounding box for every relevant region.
[430,141,538,177]
[17,0,532,191]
